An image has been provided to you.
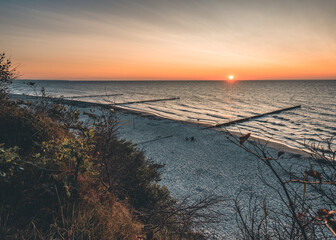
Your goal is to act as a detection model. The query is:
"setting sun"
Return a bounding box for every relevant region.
[228,75,235,80]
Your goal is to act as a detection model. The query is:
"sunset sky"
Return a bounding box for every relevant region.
[1,0,336,80]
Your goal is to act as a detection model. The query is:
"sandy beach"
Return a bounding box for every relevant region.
[116,111,309,237]
[115,111,306,194]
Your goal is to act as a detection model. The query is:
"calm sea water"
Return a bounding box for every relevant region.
[10,80,336,151]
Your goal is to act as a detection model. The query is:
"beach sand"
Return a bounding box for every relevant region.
[116,111,306,194]
[115,111,309,238]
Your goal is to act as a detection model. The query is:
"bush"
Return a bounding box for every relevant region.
[228,132,336,239]
[0,99,68,154]
[0,106,146,239]
[0,52,16,97]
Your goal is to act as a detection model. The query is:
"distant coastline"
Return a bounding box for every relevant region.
[14,78,336,82]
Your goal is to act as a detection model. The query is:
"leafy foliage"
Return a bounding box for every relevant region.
[0,99,68,154]
[0,52,16,97]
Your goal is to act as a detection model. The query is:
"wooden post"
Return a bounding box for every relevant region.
[64,93,123,98]
[117,97,180,105]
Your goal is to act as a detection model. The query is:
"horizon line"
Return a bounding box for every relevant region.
[15,78,336,82]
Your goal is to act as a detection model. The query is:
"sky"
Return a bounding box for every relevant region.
[1,0,336,80]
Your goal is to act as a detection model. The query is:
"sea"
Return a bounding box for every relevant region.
[8,79,336,238]
[10,79,336,152]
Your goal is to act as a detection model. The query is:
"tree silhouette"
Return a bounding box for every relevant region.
[0,52,16,96]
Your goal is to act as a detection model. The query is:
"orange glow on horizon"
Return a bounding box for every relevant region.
[16,57,336,81]
[11,40,336,81]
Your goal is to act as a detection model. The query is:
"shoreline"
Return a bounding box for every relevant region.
[119,105,310,157]
[9,93,310,157]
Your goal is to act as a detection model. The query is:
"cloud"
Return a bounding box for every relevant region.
[1,0,336,79]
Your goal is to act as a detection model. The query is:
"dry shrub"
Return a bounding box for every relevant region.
[46,175,143,240]
[0,98,68,154]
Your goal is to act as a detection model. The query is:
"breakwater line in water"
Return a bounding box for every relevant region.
[203,105,301,129]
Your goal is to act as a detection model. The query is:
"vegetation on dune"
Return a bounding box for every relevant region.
[0,53,223,239]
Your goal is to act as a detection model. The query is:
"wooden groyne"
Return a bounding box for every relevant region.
[203,105,301,130]
[65,93,123,99]
[9,94,180,111]
[9,94,112,109]
[117,97,180,105]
